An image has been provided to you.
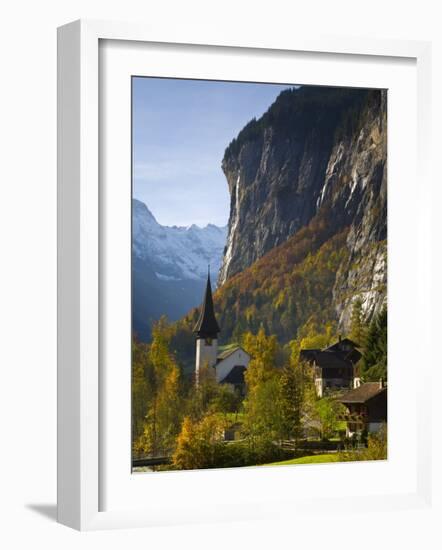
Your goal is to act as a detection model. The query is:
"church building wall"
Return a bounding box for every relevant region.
[215,349,250,382]
[196,338,218,376]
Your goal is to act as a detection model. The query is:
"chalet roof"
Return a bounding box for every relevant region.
[299,349,353,369]
[300,337,361,368]
[300,349,321,362]
[324,338,362,364]
[220,365,247,385]
[339,382,387,404]
[193,272,220,339]
[217,346,249,362]
[325,338,360,352]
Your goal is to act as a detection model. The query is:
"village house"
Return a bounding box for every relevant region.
[300,337,362,397]
[339,381,387,437]
[193,271,250,393]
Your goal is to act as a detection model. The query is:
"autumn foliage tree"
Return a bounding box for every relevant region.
[280,337,317,444]
[242,327,278,389]
[297,319,336,350]
[239,328,282,455]
[133,317,182,457]
[132,338,152,445]
[172,414,227,470]
[314,397,346,440]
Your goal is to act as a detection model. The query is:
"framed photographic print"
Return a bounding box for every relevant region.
[57,19,432,530]
[130,76,388,475]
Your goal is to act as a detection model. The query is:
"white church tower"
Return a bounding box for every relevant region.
[193,270,220,384]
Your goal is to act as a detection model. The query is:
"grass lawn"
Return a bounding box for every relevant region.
[263,453,340,466]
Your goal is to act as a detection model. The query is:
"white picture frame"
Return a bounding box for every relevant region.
[57,19,432,531]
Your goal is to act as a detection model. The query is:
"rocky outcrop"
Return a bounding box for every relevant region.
[218,86,387,330]
[328,94,387,328]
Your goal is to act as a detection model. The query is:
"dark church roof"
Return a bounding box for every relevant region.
[193,272,220,339]
[220,365,247,385]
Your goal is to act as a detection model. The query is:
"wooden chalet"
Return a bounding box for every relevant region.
[300,337,362,397]
[339,381,387,437]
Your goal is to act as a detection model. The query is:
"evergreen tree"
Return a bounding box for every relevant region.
[349,297,367,347]
[279,361,303,445]
[361,307,387,381]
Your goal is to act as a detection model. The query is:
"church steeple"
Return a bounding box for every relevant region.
[193,268,220,340]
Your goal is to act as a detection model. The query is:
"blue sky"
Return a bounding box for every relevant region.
[132,77,292,227]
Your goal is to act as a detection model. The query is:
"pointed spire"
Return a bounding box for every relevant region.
[193,268,220,339]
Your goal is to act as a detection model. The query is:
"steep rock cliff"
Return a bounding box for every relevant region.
[217,86,387,333]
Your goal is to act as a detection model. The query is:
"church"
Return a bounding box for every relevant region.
[193,272,250,395]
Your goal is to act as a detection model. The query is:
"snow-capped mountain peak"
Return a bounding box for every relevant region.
[132,198,227,283]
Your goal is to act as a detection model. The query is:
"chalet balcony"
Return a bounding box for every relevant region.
[321,379,353,396]
[323,378,353,387]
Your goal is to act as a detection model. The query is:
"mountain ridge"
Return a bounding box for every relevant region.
[133,198,227,282]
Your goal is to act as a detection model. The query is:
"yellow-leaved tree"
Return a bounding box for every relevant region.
[172,414,227,470]
[298,318,336,350]
[132,338,152,447]
[133,317,182,457]
[241,327,284,458]
[242,326,278,390]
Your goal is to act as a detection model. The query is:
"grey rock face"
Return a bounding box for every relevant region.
[219,123,335,285]
[219,87,387,330]
[330,93,387,329]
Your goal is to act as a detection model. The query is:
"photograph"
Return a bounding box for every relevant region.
[2,0,436,542]
[131,77,388,473]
